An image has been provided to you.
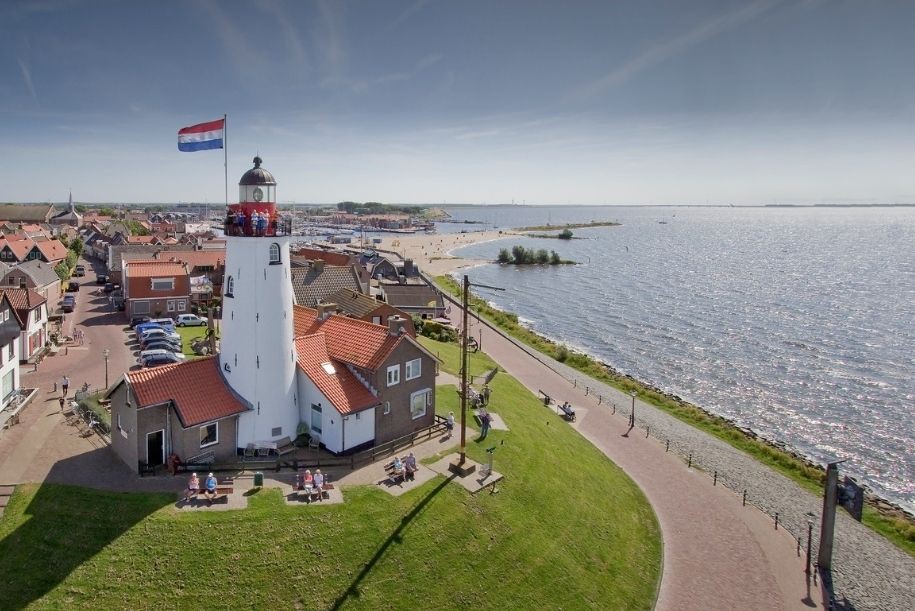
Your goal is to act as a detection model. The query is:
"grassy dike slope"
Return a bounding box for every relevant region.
[0,342,660,609]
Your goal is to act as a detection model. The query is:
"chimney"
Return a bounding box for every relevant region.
[387,315,406,336]
[313,260,325,273]
[317,302,337,321]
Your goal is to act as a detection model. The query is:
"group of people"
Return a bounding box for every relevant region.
[391,452,418,481]
[296,468,326,500]
[183,472,219,506]
[227,210,273,236]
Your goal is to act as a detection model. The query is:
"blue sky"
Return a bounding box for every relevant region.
[2,0,914,205]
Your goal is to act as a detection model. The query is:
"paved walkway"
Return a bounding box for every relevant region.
[449,306,824,611]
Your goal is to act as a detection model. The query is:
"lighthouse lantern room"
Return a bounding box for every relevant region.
[220,156,298,449]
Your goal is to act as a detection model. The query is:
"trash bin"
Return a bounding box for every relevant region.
[253,471,264,487]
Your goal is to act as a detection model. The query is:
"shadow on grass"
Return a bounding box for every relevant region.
[0,451,172,609]
[331,475,455,610]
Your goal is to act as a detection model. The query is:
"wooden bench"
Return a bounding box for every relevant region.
[293,480,334,501]
[384,461,406,484]
[190,478,234,503]
[558,402,576,422]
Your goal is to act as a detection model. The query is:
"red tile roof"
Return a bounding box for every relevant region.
[2,287,47,327]
[154,250,225,270]
[293,305,401,370]
[34,239,69,262]
[126,356,248,427]
[125,260,188,278]
[294,247,353,266]
[126,235,157,244]
[0,237,34,262]
[295,335,379,415]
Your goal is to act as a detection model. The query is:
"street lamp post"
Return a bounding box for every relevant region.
[102,348,110,389]
[629,390,637,427]
[805,512,816,575]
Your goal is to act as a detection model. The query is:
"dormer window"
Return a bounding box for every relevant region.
[269,243,281,265]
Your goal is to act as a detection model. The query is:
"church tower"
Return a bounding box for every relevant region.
[220,156,297,448]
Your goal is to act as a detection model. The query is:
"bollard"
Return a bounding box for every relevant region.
[742,490,747,506]
[797,537,801,557]
[687,453,692,468]
[713,471,717,486]
[574,379,577,388]
[645,426,650,438]
[774,513,779,530]
[598,395,602,405]
[53,382,57,393]
[585,387,589,396]
[612,405,615,415]
[666,439,670,452]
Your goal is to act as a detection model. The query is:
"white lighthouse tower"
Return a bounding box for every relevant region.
[220,156,298,448]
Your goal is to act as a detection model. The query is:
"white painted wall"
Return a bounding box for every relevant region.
[220,236,298,446]
[296,372,376,453]
[0,337,20,407]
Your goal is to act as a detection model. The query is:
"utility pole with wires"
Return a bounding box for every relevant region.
[450,274,504,475]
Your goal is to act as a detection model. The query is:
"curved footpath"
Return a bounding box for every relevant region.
[448,300,915,611]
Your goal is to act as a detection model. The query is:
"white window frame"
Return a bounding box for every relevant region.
[151,278,175,291]
[410,389,431,420]
[405,358,421,381]
[269,243,281,264]
[200,422,218,448]
[167,299,176,312]
[386,364,400,387]
[225,276,234,297]
[177,300,187,312]
[383,401,391,415]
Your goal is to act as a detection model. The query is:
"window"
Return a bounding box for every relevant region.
[310,404,322,434]
[33,309,41,324]
[177,300,187,312]
[7,341,13,359]
[383,401,391,415]
[268,243,281,265]
[410,389,431,420]
[18,277,26,288]
[372,316,382,325]
[225,276,234,298]
[151,278,175,291]
[386,364,400,386]
[200,423,218,447]
[405,358,421,380]
[167,299,175,312]
[133,301,150,314]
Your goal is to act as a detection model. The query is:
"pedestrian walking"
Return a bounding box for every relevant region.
[61,375,70,397]
[479,412,491,439]
[58,396,65,411]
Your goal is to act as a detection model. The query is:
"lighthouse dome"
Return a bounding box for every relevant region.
[239,156,276,186]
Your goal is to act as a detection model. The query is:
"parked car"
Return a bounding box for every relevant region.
[135,321,175,335]
[130,315,152,328]
[67,281,80,292]
[62,295,76,312]
[74,265,86,277]
[176,314,207,327]
[142,339,184,353]
[97,274,109,285]
[150,317,176,327]
[139,329,181,346]
[139,351,186,368]
[138,349,187,364]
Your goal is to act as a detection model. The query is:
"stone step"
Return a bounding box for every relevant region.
[0,485,15,495]
[0,496,8,508]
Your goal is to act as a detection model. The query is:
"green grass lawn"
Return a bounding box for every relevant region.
[0,340,661,609]
[175,326,213,358]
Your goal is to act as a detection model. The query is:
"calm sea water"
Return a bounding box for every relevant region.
[441,205,915,513]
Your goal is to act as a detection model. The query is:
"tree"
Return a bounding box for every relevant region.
[99,206,116,216]
[511,245,527,264]
[535,249,549,264]
[558,228,573,239]
[550,250,561,264]
[70,236,84,256]
[75,204,88,213]
[497,248,511,263]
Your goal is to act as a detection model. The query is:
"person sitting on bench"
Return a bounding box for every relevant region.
[313,469,324,495]
[392,456,405,481]
[184,473,200,502]
[560,401,576,420]
[404,453,417,481]
[203,473,218,506]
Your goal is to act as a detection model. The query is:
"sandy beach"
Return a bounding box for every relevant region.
[373,229,514,276]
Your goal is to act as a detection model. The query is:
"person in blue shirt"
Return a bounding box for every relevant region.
[204,473,218,505]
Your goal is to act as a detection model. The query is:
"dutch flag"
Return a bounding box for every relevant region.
[177,118,225,152]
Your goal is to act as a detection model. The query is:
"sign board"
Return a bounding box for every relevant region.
[839,476,864,521]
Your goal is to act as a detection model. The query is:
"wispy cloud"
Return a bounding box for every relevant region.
[313,0,346,71]
[258,0,310,73]
[388,0,432,30]
[17,57,37,101]
[321,53,443,93]
[572,0,783,99]
[197,0,269,80]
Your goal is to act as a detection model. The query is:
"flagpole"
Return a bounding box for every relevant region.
[223,113,228,209]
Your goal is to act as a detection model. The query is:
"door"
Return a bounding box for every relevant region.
[310,404,322,438]
[146,429,165,465]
